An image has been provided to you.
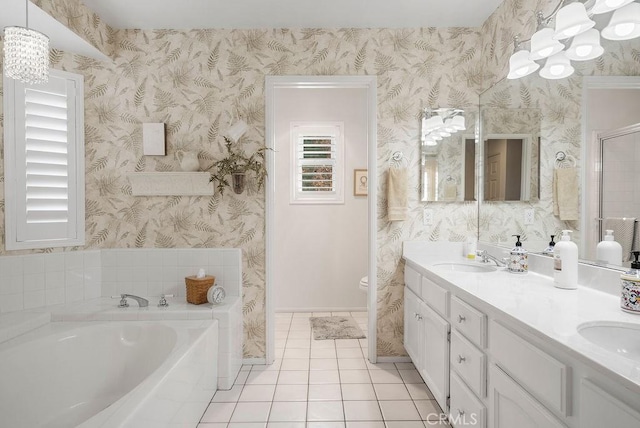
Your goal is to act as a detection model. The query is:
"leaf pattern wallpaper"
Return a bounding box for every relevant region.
[0,0,639,358]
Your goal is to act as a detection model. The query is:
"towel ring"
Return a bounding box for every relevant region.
[555,151,576,168]
[390,151,409,168]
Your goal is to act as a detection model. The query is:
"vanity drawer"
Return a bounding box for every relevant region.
[405,265,421,298]
[450,330,486,398]
[451,296,486,348]
[421,276,449,317]
[450,371,486,428]
[490,320,569,416]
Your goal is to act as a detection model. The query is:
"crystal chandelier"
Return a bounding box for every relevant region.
[3,0,50,85]
[507,0,640,80]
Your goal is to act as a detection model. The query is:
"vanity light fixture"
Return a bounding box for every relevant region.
[3,0,50,85]
[421,108,465,145]
[507,0,640,80]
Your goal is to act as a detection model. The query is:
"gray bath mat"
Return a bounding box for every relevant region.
[310,316,366,340]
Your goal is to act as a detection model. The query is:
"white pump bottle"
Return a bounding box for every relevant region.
[596,229,623,266]
[553,230,578,290]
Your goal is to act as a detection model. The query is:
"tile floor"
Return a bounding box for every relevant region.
[198,311,451,428]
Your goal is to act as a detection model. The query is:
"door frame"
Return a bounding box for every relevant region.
[264,75,378,363]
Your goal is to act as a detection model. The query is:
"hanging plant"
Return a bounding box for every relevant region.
[209,137,268,195]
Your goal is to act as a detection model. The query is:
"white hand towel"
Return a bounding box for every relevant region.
[604,217,637,262]
[553,167,579,221]
[387,167,408,222]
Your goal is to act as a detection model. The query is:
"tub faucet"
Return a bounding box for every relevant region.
[476,250,507,267]
[112,294,149,308]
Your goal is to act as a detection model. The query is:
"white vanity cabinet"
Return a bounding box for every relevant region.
[580,379,640,428]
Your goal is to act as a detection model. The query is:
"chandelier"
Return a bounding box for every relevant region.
[421,108,466,146]
[3,0,50,85]
[507,0,640,80]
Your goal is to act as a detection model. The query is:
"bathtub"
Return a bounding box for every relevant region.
[0,320,218,428]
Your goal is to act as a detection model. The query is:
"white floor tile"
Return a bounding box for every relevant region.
[227,423,267,428]
[201,402,236,423]
[343,400,383,421]
[266,423,305,428]
[211,385,243,402]
[341,383,377,401]
[374,383,411,400]
[384,421,425,428]
[247,370,280,385]
[369,369,403,384]
[394,362,415,370]
[336,348,363,359]
[365,361,396,371]
[310,358,339,370]
[308,422,346,428]
[399,369,423,384]
[273,384,308,401]
[269,401,307,422]
[277,370,309,385]
[311,348,338,359]
[198,423,228,428]
[405,383,435,400]
[307,401,345,421]
[288,329,311,337]
[286,339,311,349]
[358,339,368,348]
[335,339,361,348]
[275,348,285,358]
[311,340,336,349]
[230,402,272,423]
[338,358,367,370]
[308,384,342,401]
[283,348,310,359]
[346,422,385,428]
[252,360,283,371]
[235,371,250,385]
[239,384,276,402]
[339,370,371,384]
[281,358,310,371]
[414,400,443,421]
[309,369,341,384]
[378,400,421,420]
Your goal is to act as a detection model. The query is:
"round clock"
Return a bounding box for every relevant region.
[207,285,226,304]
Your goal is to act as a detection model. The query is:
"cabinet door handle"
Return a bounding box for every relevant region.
[458,314,466,323]
[458,355,466,363]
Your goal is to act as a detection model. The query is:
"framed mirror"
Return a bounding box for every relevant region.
[420,108,478,202]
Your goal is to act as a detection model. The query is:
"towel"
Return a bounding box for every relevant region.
[553,167,579,221]
[604,217,637,262]
[442,179,457,202]
[387,167,408,221]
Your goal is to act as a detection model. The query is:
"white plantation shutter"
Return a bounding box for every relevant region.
[290,123,344,204]
[4,70,85,250]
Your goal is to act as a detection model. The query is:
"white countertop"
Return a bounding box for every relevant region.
[402,241,640,395]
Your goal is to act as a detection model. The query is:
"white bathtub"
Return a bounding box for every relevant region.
[0,320,218,428]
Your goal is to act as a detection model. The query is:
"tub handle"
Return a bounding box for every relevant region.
[111,294,129,308]
[158,294,174,308]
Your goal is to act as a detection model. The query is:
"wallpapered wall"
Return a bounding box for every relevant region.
[0,0,482,358]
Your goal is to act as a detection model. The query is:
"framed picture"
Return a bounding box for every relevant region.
[354,169,368,196]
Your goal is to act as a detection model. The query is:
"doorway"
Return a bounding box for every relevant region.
[265,76,377,364]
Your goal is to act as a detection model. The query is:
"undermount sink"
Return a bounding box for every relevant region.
[431,262,497,273]
[578,322,640,362]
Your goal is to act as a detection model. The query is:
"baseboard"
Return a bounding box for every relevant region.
[243,358,267,365]
[276,307,367,313]
[376,356,412,363]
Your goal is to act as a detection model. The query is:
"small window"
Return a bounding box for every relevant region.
[3,70,85,250]
[290,123,344,204]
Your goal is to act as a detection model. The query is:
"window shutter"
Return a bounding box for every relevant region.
[4,70,84,249]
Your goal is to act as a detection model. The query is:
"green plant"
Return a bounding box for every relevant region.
[209,137,268,195]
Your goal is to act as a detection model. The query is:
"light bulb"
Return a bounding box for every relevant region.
[615,23,635,37]
[602,2,640,40]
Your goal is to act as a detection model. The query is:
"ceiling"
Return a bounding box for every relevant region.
[80,0,504,29]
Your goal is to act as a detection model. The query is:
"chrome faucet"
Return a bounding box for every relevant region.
[476,250,507,267]
[112,294,149,308]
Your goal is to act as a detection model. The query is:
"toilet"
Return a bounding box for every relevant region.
[359,276,368,292]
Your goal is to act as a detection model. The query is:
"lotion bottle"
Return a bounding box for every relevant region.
[553,230,578,290]
[621,251,640,314]
[508,235,528,274]
[596,229,623,266]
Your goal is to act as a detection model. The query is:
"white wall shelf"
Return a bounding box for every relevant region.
[128,172,213,196]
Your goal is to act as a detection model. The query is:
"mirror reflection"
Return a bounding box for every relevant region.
[421,108,477,202]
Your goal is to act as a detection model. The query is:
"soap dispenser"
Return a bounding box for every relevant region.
[508,235,528,274]
[596,229,623,266]
[621,251,640,314]
[543,235,556,255]
[553,230,578,290]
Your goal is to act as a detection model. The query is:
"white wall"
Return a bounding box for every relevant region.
[274,88,368,311]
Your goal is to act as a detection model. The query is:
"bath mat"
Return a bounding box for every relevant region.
[310,316,366,340]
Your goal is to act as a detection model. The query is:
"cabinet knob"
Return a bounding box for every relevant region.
[458,314,466,323]
[416,314,423,321]
[458,355,466,363]
[457,409,465,416]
